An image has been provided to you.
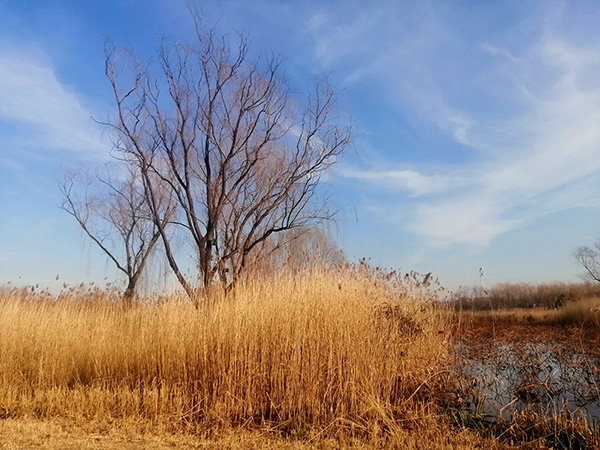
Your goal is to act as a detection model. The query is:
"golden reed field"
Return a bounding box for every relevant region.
[1,270,598,449]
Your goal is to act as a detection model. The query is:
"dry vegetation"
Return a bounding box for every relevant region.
[457,296,600,329]
[0,269,473,448]
[3,271,600,448]
[0,416,509,449]
[452,280,600,329]
[451,281,600,311]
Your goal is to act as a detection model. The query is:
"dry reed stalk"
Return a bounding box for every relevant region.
[0,270,450,435]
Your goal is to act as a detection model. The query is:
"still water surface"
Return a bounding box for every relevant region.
[458,342,600,422]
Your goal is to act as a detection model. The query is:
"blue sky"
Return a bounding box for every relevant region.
[2,0,600,293]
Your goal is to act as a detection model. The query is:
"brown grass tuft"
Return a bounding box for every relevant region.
[0,270,450,439]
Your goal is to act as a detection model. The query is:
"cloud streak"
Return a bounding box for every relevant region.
[0,49,106,157]
[311,2,600,247]
[340,167,454,197]
[409,36,600,245]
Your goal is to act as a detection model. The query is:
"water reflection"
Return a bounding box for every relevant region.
[457,342,600,422]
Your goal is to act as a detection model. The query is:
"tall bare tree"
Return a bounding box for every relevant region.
[575,242,600,283]
[102,19,351,305]
[59,163,171,301]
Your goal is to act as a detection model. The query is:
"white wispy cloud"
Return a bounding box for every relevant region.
[412,198,521,246]
[339,167,453,196]
[0,48,106,157]
[308,2,600,247]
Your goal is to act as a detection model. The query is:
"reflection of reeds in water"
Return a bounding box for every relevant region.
[456,333,600,423]
[450,336,600,448]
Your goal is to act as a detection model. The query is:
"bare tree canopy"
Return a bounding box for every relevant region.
[575,242,600,283]
[59,163,171,301]
[102,17,352,304]
[258,226,346,275]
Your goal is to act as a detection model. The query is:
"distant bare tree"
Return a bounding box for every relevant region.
[258,226,346,275]
[102,17,351,305]
[575,242,600,283]
[59,163,171,301]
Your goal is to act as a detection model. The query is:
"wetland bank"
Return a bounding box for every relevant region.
[456,324,600,421]
[2,273,600,449]
[5,0,600,448]
[446,284,600,449]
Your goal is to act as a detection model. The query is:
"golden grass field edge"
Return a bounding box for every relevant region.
[0,270,450,436]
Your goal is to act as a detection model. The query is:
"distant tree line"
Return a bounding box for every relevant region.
[450,281,600,311]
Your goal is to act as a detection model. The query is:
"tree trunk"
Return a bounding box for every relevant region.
[123,278,135,305]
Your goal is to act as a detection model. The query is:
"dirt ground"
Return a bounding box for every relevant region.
[0,419,342,450]
[0,417,509,450]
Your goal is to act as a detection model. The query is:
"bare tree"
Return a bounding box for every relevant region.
[575,242,600,283]
[59,163,171,301]
[257,226,346,275]
[102,19,352,305]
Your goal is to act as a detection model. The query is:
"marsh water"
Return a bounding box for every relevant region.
[456,340,600,423]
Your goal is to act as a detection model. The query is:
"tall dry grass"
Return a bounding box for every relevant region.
[0,270,449,436]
